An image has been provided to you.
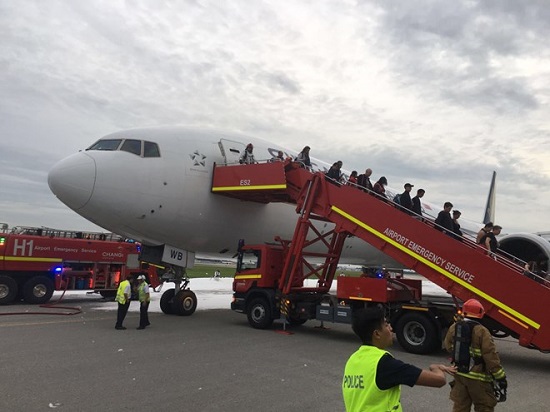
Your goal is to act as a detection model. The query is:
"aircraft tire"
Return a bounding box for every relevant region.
[395,312,440,354]
[246,297,273,329]
[0,275,18,305]
[160,289,176,315]
[172,290,197,316]
[22,276,54,304]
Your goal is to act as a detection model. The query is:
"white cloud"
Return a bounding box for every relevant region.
[0,0,549,233]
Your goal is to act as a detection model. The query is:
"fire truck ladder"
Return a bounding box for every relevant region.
[212,160,550,351]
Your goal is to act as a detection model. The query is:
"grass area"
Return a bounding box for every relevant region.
[185,264,236,278]
[185,263,363,278]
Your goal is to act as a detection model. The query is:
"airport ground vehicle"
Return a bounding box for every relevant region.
[211,160,550,354]
[0,225,160,305]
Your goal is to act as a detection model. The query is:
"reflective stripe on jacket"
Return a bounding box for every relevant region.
[343,346,402,412]
[115,280,130,304]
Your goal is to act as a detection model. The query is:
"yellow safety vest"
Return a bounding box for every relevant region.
[343,346,402,412]
[138,282,150,303]
[115,280,130,304]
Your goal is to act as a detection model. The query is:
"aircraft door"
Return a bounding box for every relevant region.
[218,139,246,165]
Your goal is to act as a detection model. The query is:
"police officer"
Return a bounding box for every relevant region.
[114,273,132,330]
[342,307,456,411]
[136,274,151,329]
[444,299,507,411]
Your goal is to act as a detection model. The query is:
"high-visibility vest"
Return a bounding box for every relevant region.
[115,280,130,304]
[343,346,402,412]
[138,282,150,303]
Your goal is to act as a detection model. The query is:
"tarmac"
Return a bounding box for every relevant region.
[1,297,549,412]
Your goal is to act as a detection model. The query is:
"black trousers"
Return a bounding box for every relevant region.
[139,302,150,327]
[115,302,130,327]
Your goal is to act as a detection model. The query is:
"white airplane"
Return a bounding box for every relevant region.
[48,126,550,270]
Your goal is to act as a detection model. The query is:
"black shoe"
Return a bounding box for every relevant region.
[115,326,126,330]
[136,326,145,330]
[145,322,151,326]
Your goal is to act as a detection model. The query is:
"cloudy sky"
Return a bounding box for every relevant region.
[1,0,549,234]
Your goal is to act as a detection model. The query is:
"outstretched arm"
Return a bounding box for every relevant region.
[415,364,456,387]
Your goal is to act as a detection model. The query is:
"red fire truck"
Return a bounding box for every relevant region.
[0,225,160,305]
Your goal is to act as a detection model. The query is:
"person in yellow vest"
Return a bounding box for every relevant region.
[444,299,507,411]
[136,274,151,330]
[115,273,132,330]
[343,307,456,411]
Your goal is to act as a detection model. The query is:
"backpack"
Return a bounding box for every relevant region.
[393,194,401,205]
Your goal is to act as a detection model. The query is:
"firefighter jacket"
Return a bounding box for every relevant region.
[342,346,402,412]
[444,320,506,382]
[115,280,131,305]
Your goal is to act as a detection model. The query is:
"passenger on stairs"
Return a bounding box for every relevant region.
[452,210,463,238]
[435,202,454,235]
[482,225,502,257]
[239,143,257,164]
[411,188,425,218]
[398,183,414,214]
[347,171,358,186]
[326,161,344,185]
[373,176,388,199]
[295,146,312,170]
[476,222,493,244]
[357,168,373,192]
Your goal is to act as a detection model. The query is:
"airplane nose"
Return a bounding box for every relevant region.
[48,152,96,210]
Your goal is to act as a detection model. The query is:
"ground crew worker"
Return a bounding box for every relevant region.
[136,274,151,330]
[444,299,507,411]
[342,307,456,411]
[115,273,132,330]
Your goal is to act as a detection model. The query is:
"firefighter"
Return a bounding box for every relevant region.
[444,299,507,411]
[114,273,132,330]
[343,307,456,411]
[136,274,151,330]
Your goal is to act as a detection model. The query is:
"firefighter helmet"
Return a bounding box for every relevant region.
[462,299,485,319]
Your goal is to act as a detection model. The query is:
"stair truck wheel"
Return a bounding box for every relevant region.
[172,290,197,316]
[247,297,273,329]
[160,289,176,315]
[395,312,440,354]
[0,275,18,305]
[22,276,54,304]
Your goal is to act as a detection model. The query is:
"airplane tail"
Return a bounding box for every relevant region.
[483,171,496,224]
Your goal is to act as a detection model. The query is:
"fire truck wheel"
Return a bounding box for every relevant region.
[247,297,273,329]
[160,289,176,315]
[22,276,54,304]
[394,312,440,354]
[172,290,197,316]
[0,276,18,305]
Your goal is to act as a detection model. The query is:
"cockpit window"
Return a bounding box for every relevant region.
[87,139,122,151]
[120,139,142,156]
[143,141,160,158]
[86,138,160,158]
